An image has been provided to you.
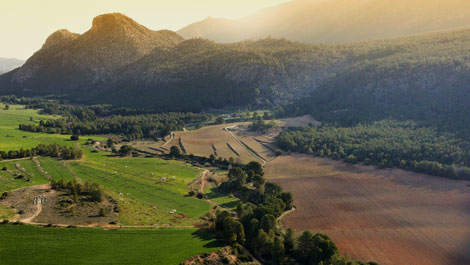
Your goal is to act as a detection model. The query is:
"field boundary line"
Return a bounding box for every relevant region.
[224,126,266,165]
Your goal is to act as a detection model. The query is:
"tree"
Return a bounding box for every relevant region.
[215,116,225,124]
[265,182,282,197]
[271,237,286,265]
[119,145,133,157]
[283,228,296,255]
[169,145,182,157]
[70,135,79,141]
[107,138,114,147]
[228,167,247,188]
[245,161,264,176]
[4,105,9,110]
[280,192,294,210]
[260,214,276,233]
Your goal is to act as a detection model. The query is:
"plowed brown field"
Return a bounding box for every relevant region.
[266,154,470,265]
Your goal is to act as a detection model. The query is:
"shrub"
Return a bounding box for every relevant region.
[70,135,80,141]
[99,208,106,217]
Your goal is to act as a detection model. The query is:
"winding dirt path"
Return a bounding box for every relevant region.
[161,132,175,148]
[20,202,42,224]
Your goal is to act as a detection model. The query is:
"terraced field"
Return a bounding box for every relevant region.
[166,123,263,164]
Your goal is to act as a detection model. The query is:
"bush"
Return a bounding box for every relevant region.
[99,208,106,217]
[70,135,80,141]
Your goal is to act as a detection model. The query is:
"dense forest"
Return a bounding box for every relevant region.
[277,120,470,180]
[213,162,376,265]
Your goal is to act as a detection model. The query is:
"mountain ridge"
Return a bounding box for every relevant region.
[178,0,470,43]
[1,13,470,131]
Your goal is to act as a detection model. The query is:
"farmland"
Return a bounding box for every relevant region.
[0,224,221,265]
[0,105,223,264]
[265,154,470,265]
[0,103,75,151]
[165,123,266,164]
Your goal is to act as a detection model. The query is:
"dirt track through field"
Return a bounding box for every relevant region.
[266,154,470,265]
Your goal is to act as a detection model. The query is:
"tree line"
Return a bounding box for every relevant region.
[277,120,470,180]
[213,162,375,265]
[1,96,213,141]
[0,144,82,161]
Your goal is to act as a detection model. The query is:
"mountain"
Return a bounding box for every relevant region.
[1,13,183,94]
[1,13,470,132]
[178,0,470,43]
[0,58,24,74]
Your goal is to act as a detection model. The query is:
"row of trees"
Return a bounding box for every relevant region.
[51,179,105,202]
[214,162,374,265]
[19,112,212,141]
[0,144,82,161]
[277,120,470,180]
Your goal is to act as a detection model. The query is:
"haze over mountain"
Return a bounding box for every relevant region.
[1,12,469,132]
[178,0,470,43]
[0,58,24,75]
[5,13,183,91]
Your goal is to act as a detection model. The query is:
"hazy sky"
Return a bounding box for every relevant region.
[0,0,289,59]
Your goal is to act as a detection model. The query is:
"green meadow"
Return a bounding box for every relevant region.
[0,224,222,265]
[0,105,223,264]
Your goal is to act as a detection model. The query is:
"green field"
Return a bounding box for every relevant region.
[0,103,77,151]
[0,104,224,264]
[0,224,222,265]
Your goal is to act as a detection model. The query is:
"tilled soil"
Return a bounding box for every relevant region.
[266,154,470,265]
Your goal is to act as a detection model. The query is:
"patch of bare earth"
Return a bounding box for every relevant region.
[1,185,118,226]
[266,154,470,265]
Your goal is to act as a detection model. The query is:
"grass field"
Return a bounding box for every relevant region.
[0,105,212,226]
[0,204,13,220]
[265,154,470,265]
[0,224,222,265]
[0,103,77,151]
[0,105,224,264]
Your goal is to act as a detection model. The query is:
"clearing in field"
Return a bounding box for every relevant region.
[265,154,470,265]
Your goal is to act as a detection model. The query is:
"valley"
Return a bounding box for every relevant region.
[0,104,223,264]
[1,2,470,264]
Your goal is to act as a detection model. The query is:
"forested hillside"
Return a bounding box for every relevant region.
[288,29,470,132]
[1,14,470,132]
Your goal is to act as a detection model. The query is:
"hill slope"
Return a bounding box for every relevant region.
[1,14,470,131]
[178,0,470,43]
[1,13,183,94]
[0,58,24,74]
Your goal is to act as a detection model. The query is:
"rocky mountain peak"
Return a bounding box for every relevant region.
[42,29,79,49]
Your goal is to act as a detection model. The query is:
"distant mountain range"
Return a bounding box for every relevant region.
[0,58,24,74]
[178,0,470,43]
[0,12,469,131]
